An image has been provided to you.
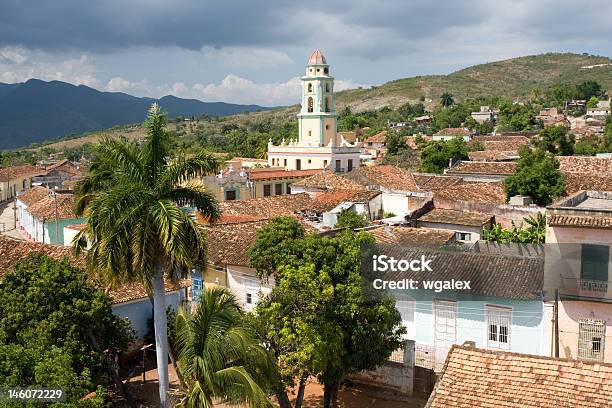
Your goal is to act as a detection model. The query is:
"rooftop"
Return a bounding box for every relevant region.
[557,156,612,176]
[433,181,507,205]
[547,190,612,228]
[446,160,516,176]
[363,131,387,144]
[0,164,45,180]
[17,186,51,207]
[26,193,78,220]
[309,189,381,213]
[308,49,327,65]
[368,226,455,246]
[426,345,612,408]
[345,165,421,192]
[418,208,493,226]
[380,247,543,299]
[435,128,471,136]
[291,170,365,191]
[0,235,185,304]
[219,193,313,219]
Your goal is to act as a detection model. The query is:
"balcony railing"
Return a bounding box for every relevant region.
[580,279,609,293]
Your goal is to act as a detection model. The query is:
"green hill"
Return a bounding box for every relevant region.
[335,53,612,111]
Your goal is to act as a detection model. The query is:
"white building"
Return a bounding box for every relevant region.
[267,50,361,173]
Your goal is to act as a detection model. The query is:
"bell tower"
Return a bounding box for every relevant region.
[298,50,338,147]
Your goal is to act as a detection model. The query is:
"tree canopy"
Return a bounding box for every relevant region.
[419,137,469,174]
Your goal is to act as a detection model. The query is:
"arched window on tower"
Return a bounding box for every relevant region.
[324,67,329,74]
[308,97,313,113]
[325,96,330,112]
[308,83,312,92]
[325,83,330,92]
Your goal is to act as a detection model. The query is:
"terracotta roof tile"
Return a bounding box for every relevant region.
[426,346,612,408]
[468,150,518,161]
[435,128,471,136]
[219,193,313,219]
[563,173,612,196]
[0,165,45,180]
[291,170,365,191]
[414,174,463,191]
[418,208,493,226]
[434,181,507,205]
[309,189,381,213]
[547,214,612,228]
[45,159,83,177]
[27,193,78,220]
[446,161,516,176]
[369,226,455,245]
[557,156,612,176]
[0,235,188,304]
[17,186,51,207]
[346,165,421,192]
[364,131,387,144]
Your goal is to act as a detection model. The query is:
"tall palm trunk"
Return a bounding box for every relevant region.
[153,261,170,408]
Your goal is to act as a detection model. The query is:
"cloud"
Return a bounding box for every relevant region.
[0,47,99,86]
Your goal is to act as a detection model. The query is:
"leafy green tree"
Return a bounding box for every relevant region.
[174,288,273,408]
[475,120,494,135]
[504,147,565,206]
[587,96,600,109]
[335,208,366,229]
[535,125,575,155]
[496,100,538,131]
[397,102,425,119]
[74,104,221,407]
[248,219,404,408]
[0,254,133,406]
[440,92,454,107]
[385,130,406,156]
[419,137,469,174]
[574,135,601,156]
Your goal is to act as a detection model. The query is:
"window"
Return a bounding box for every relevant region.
[224,189,237,201]
[486,306,511,350]
[456,232,472,242]
[284,159,287,166]
[323,160,328,168]
[263,184,271,197]
[246,293,252,304]
[275,183,283,195]
[214,264,224,273]
[316,68,320,73]
[325,124,330,130]
[325,83,330,92]
[296,159,301,170]
[308,83,312,92]
[307,97,313,113]
[308,130,312,136]
[325,96,330,112]
[286,184,291,194]
[578,319,605,361]
[308,159,311,164]
[324,67,329,74]
[580,244,609,292]
[347,159,353,172]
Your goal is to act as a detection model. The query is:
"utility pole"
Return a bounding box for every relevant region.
[52,191,59,245]
[554,289,560,358]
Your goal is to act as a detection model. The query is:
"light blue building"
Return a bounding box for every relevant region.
[378,246,546,371]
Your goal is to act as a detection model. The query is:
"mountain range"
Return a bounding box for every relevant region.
[0,79,271,149]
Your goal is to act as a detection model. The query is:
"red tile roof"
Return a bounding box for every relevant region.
[364,131,387,144]
[547,214,612,228]
[26,193,79,220]
[291,170,365,191]
[45,159,83,177]
[563,173,612,196]
[557,156,612,175]
[309,189,380,213]
[426,345,612,408]
[17,186,51,207]
[0,235,188,304]
[0,165,45,180]
[346,165,421,192]
[434,181,507,205]
[369,226,455,245]
[446,161,516,176]
[219,193,313,219]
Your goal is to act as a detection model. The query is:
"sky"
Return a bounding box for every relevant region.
[1,0,612,106]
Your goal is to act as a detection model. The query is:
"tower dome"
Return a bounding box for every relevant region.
[308,49,327,65]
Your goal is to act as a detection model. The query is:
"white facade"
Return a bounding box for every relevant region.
[226,265,275,311]
[268,50,361,172]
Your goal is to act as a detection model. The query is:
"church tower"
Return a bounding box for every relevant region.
[267,50,361,172]
[298,50,338,147]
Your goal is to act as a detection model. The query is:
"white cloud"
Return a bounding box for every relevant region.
[185,75,363,106]
[105,76,158,95]
[0,47,99,87]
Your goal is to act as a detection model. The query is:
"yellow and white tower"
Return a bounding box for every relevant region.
[267,50,361,172]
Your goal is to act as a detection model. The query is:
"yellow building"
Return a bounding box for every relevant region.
[267,50,361,172]
[0,165,44,202]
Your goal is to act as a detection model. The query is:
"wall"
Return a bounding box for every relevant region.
[347,340,415,397]
[546,225,612,245]
[0,175,31,202]
[557,300,612,363]
[433,198,543,228]
[226,264,274,310]
[112,290,184,338]
[253,179,297,198]
[43,217,85,245]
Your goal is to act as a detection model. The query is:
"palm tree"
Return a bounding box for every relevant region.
[440,92,454,107]
[74,103,220,407]
[174,287,273,408]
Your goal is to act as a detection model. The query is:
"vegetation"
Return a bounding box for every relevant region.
[173,288,273,408]
[504,147,565,206]
[248,217,404,408]
[483,213,547,244]
[534,125,575,156]
[419,137,469,174]
[335,208,367,229]
[0,254,133,407]
[74,104,221,407]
